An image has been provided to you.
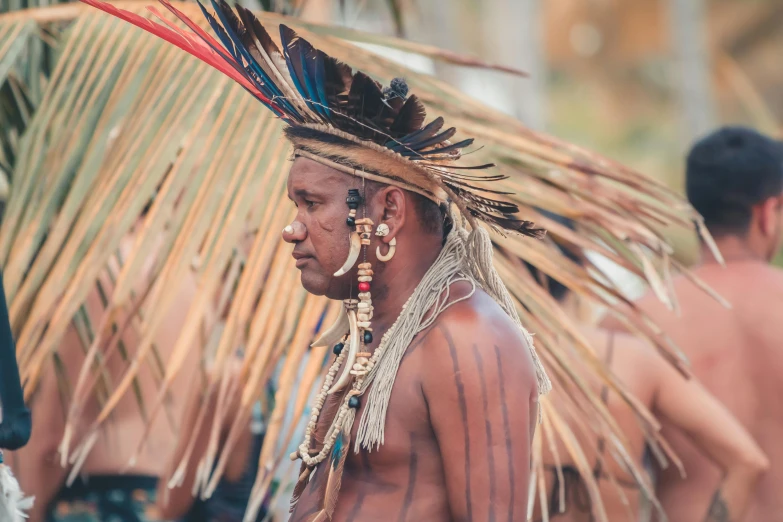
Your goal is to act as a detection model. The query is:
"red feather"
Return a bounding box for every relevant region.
[158,0,231,60]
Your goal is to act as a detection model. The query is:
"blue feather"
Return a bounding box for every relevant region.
[279,26,307,99]
[309,51,331,118]
[280,25,326,118]
[196,0,238,61]
[234,5,301,119]
[330,432,346,470]
[298,50,328,118]
[209,0,277,100]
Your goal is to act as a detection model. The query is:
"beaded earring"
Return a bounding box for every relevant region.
[374,223,396,262]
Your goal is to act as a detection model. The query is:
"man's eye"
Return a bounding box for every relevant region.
[305,200,316,208]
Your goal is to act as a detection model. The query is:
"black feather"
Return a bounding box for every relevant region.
[391,116,445,151]
[342,72,385,141]
[446,181,520,213]
[406,127,456,151]
[322,52,352,110]
[410,138,474,157]
[469,208,545,238]
[439,176,515,195]
[420,162,499,173]
[236,4,279,54]
[389,95,426,137]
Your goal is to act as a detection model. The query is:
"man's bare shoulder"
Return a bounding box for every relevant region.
[414,284,537,390]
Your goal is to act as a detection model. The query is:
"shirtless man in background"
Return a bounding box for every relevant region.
[11,217,200,522]
[523,236,767,522]
[608,126,783,521]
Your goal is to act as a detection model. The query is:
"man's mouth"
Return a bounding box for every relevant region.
[292,251,313,269]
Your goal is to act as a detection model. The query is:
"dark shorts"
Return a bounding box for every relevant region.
[46,475,170,522]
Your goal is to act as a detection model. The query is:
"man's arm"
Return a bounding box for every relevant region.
[647,341,768,522]
[421,311,536,522]
[10,359,70,522]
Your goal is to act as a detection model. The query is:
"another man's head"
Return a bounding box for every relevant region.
[282,156,448,299]
[524,213,578,304]
[686,126,783,261]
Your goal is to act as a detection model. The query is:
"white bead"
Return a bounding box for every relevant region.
[357,276,372,282]
[357,321,371,328]
[358,292,371,299]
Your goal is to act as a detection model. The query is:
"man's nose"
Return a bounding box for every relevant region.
[282,221,307,243]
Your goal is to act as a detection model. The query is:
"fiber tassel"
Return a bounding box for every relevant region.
[0,453,34,522]
[323,423,351,518]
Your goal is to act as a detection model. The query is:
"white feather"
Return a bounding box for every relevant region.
[0,464,34,522]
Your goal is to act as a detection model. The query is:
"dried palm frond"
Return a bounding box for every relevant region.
[0,4,718,521]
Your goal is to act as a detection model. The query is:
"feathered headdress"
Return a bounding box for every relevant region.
[77,0,544,239]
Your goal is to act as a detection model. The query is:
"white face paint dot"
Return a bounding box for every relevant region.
[284,225,294,234]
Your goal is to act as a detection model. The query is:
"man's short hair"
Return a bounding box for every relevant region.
[686,126,783,237]
[525,212,578,302]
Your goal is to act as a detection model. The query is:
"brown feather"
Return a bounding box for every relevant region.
[323,426,351,518]
[289,464,313,512]
[389,95,426,137]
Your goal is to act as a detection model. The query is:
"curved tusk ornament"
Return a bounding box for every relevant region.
[310,306,349,348]
[334,232,361,277]
[376,237,396,262]
[328,309,359,394]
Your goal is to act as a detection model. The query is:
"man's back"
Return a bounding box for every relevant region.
[637,261,783,521]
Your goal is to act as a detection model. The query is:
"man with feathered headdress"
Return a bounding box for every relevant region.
[79,1,551,519]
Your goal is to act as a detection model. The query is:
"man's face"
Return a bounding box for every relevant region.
[285,157,361,299]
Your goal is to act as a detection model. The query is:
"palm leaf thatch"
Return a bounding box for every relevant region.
[0,3,719,520]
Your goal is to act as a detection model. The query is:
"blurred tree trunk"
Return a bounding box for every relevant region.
[476,0,547,129]
[669,0,715,143]
[509,0,546,130]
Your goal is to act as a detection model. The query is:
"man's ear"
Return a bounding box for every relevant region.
[374,186,406,242]
[758,196,781,238]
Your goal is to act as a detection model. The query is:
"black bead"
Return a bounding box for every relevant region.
[333,342,344,355]
[363,330,373,344]
[346,216,355,227]
[346,189,363,208]
[348,396,361,409]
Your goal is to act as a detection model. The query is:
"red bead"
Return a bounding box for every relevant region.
[358,282,370,292]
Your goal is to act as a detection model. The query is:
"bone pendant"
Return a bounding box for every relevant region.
[333,232,361,277]
[310,306,349,348]
[328,309,360,394]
